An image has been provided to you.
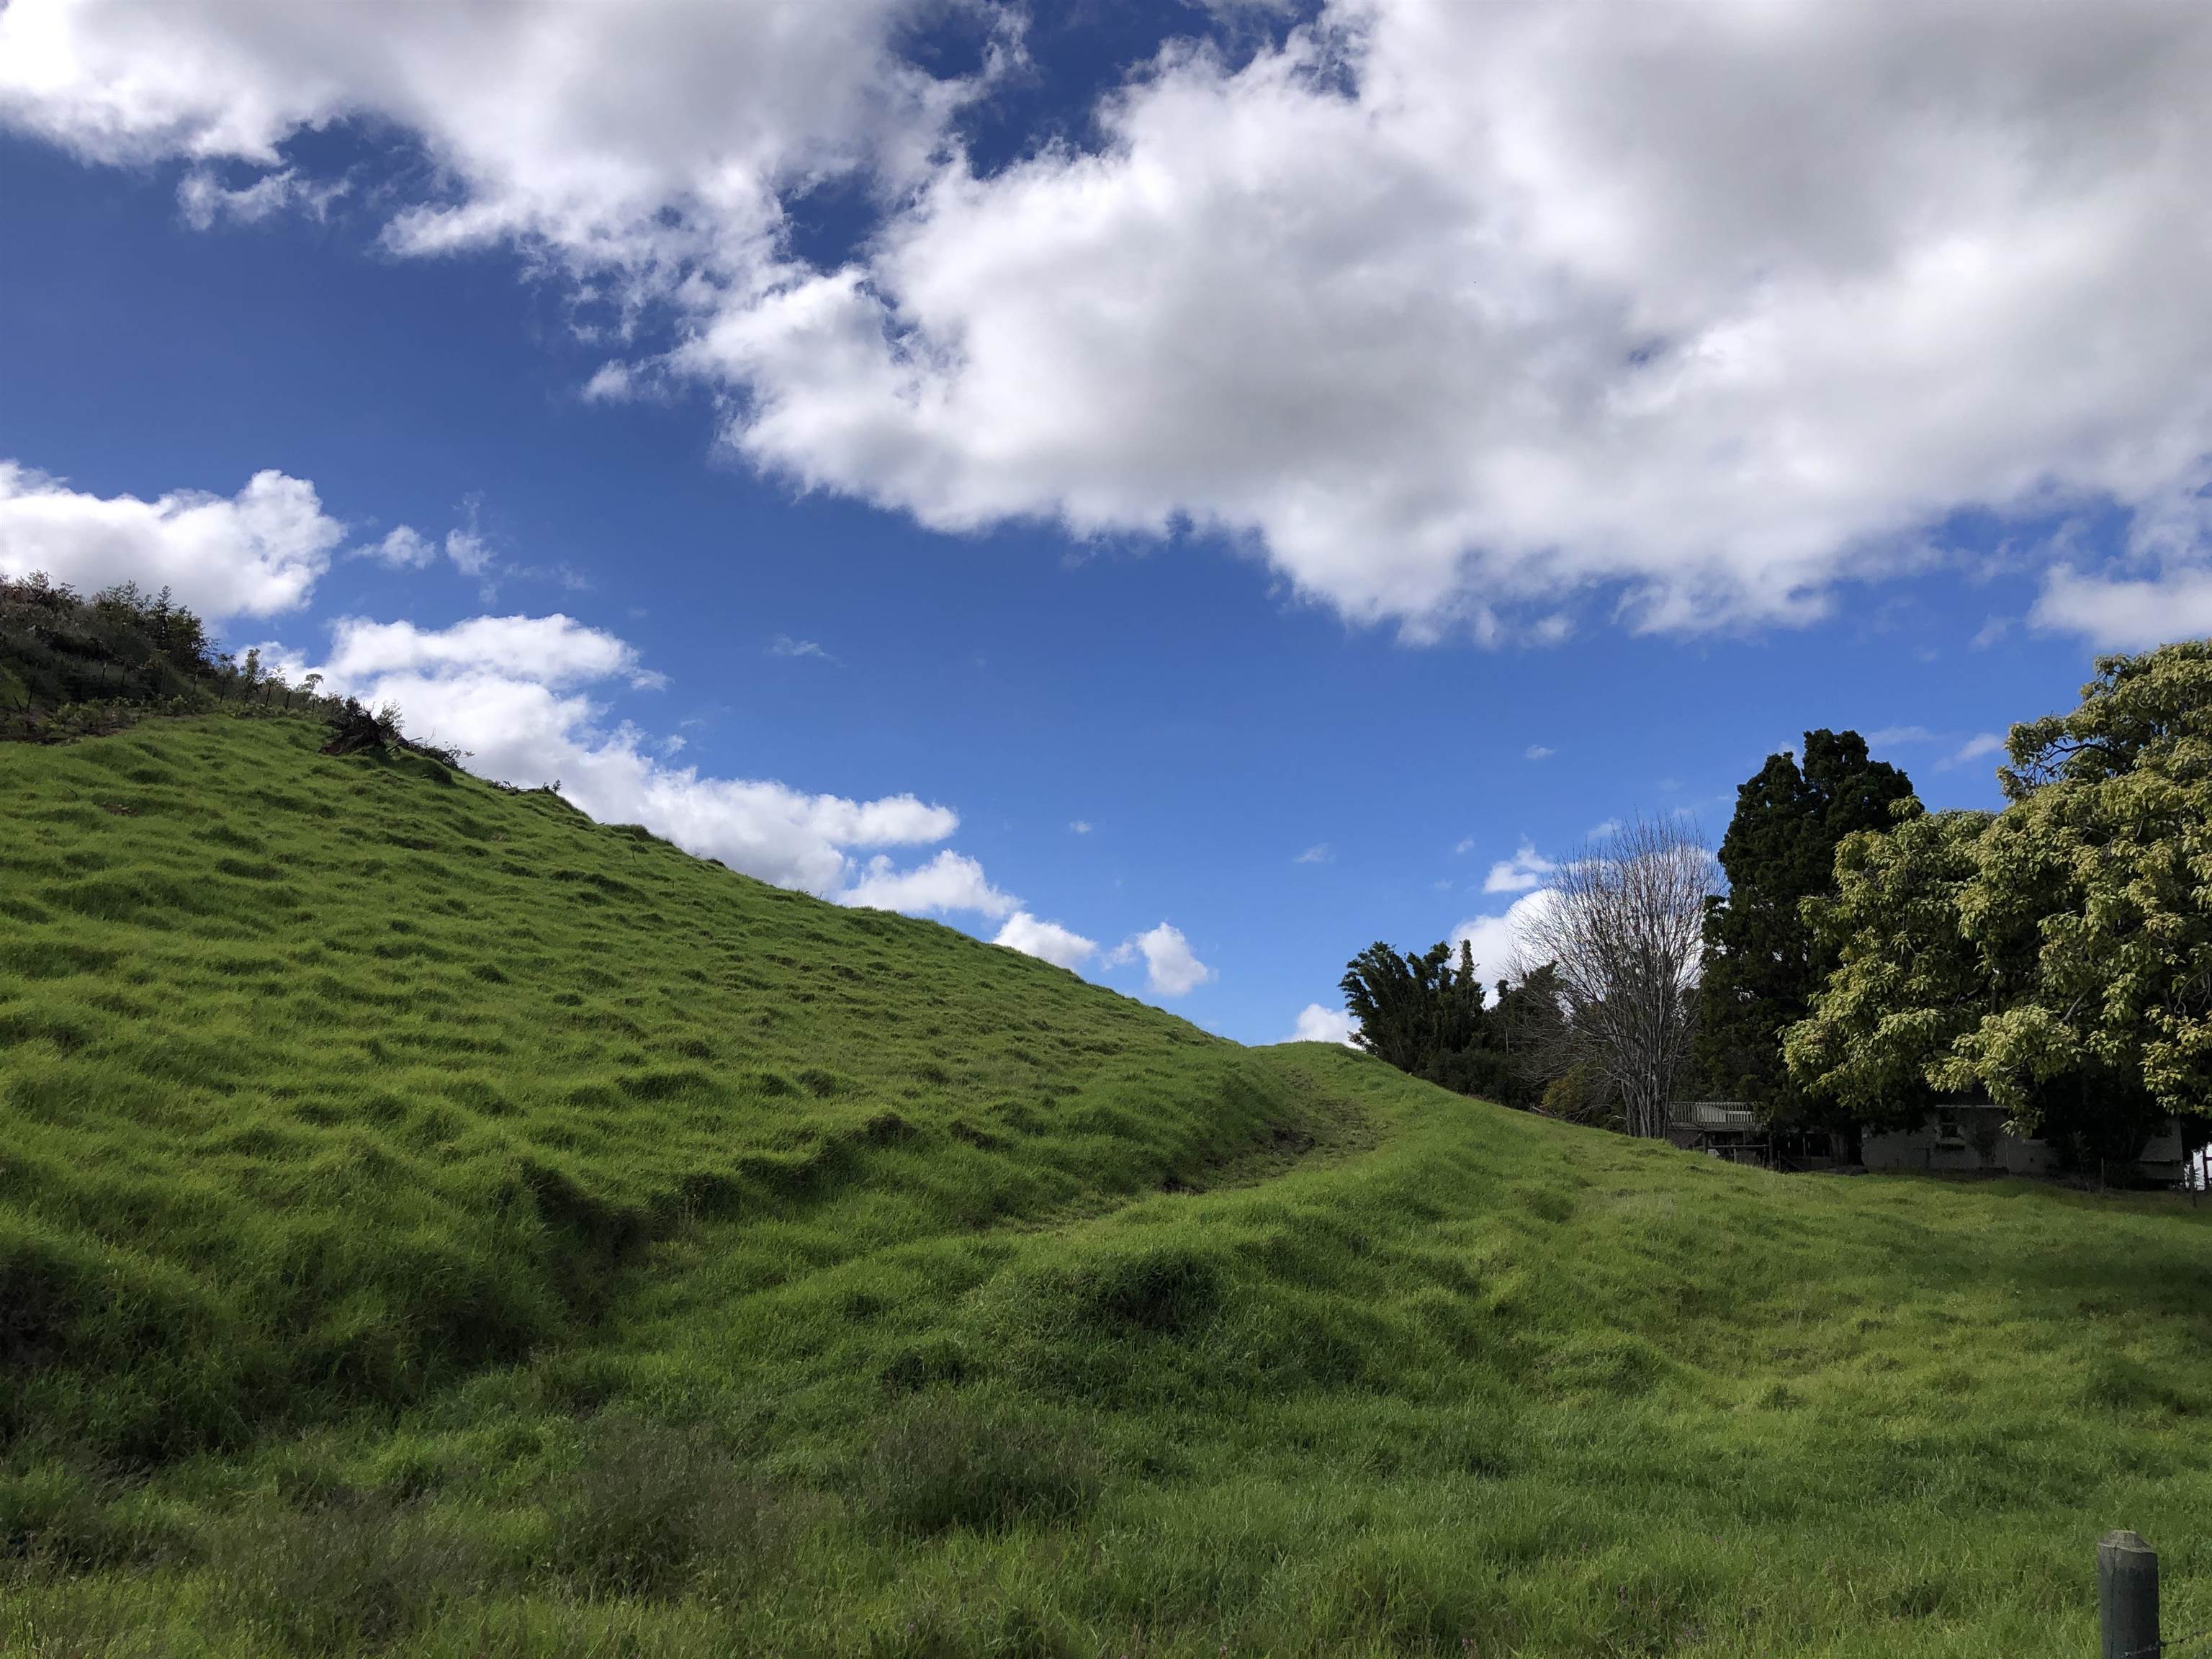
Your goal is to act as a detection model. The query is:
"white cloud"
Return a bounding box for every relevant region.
[1291,1002,1359,1046]
[1938,732,2008,771]
[354,518,495,580]
[770,635,833,660]
[0,461,341,619]
[444,526,493,578]
[2031,563,2212,650]
[685,4,2212,637]
[581,362,642,404]
[1524,745,1555,761]
[286,611,966,896]
[319,613,650,690]
[0,0,986,302]
[1865,725,1936,747]
[994,910,1099,969]
[1452,888,1560,986]
[1293,842,1332,865]
[8,4,2208,637]
[1069,819,1092,835]
[363,525,439,570]
[1110,922,1214,997]
[177,164,341,230]
[1483,841,1556,895]
[840,849,1017,920]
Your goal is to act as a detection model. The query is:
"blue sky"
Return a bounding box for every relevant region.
[3,1,2208,1043]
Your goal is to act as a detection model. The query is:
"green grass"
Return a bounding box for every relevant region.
[1,713,2207,1657]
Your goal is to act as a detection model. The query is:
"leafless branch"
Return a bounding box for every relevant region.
[1514,815,1714,1138]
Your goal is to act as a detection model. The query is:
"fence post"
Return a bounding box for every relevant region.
[2100,1529,2158,1658]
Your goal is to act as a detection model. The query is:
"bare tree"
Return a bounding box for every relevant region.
[1514,816,1713,1139]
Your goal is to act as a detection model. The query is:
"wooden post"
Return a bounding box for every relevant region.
[2100,1529,2159,1659]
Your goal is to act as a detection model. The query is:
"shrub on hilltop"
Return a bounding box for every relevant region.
[1,575,220,712]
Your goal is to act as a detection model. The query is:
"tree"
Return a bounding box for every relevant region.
[1788,642,2212,1161]
[1338,940,1550,1107]
[1340,938,1484,1075]
[1515,816,1714,1138]
[1783,807,2005,1135]
[1969,642,2212,1138]
[1695,730,1917,1137]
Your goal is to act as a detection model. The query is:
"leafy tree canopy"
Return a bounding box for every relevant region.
[1788,642,2212,1152]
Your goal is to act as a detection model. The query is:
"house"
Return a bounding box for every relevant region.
[1667,1099,2203,1187]
[1862,1104,2197,1185]
[1666,1102,1771,1166]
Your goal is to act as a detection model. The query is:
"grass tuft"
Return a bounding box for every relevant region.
[861,1396,1104,1537]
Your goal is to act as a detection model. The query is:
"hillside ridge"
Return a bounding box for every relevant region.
[4,713,2209,1657]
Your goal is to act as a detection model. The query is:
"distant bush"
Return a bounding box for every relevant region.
[0,574,463,757]
[860,1395,1102,1536]
[0,575,213,714]
[320,695,467,769]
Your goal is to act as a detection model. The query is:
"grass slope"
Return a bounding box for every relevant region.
[1,714,2207,1658]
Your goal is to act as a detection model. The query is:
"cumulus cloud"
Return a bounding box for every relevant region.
[994,911,1099,969]
[1293,842,1332,865]
[2031,563,2212,650]
[0,461,341,619]
[8,4,2208,637]
[1483,842,1556,895]
[1452,888,1560,987]
[685,4,2212,636]
[1524,745,1555,761]
[1292,1002,1359,1046]
[841,849,1017,920]
[0,0,987,304]
[280,612,966,896]
[318,613,652,689]
[1110,922,1214,997]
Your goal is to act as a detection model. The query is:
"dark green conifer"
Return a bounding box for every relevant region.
[1695,729,1917,1136]
[1338,940,1550,1107]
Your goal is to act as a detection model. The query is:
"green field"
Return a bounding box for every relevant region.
[2,714,2207,1656]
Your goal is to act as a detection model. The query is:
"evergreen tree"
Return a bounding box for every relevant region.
[1339,940,1549,1107]
[1341,939,1483,1075]
[1695,729,1917,1132]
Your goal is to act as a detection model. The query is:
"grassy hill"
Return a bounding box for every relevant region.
[2,713,2208,1657]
